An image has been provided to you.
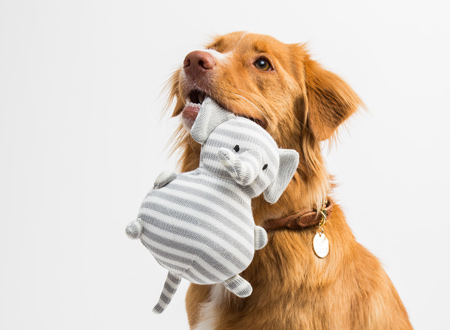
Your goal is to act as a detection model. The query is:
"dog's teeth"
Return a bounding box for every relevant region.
[199,93,205,104]
[186,102,200,108]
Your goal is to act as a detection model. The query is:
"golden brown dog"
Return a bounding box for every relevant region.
[167,32,412,330]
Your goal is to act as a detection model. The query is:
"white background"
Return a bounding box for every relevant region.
[1,1,449,329]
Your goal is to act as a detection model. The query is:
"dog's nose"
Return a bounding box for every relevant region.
[183,51,216,77]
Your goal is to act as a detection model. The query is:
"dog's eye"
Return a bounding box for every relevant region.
[234,145,240,152]
[254,58,272,71]
[262,164,268,170]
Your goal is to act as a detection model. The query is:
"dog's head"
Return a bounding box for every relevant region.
[168,32,361,219]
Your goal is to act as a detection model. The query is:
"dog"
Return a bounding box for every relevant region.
[166,32,412,330]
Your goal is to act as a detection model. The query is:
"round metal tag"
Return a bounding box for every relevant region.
[313,232,329,258]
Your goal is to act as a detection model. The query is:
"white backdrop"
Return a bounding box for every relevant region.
[1,1,449,329]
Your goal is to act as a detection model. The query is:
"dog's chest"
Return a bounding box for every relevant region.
[193,284,225,330]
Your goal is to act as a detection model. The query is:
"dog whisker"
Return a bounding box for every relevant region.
[233,88,271,127]
[215,87,270,129]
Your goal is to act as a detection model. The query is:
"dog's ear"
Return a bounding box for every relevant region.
[304,58,361,141]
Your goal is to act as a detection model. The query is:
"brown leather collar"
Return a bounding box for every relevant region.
[262,199,334,231]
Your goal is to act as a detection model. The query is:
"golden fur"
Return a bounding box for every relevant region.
[167,32,412,329]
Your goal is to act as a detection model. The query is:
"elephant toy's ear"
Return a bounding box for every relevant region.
[190,97,235,145]
[263,149,299,204]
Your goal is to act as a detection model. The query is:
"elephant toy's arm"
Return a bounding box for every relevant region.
[254,226,268,250]
[125,171,176,240]
[153,170,177,189]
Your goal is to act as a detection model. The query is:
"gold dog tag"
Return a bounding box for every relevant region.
[313,232,329,258]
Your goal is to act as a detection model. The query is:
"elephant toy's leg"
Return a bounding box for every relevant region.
[153,272,182,314]
[223,275,253,298]
[125,218,143,239]
[153,171,177,189]
[254,226,268,250]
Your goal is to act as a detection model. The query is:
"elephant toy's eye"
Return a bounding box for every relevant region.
[234,145,240,152]
[262,164,268,170]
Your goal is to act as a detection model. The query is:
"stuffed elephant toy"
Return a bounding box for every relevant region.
[126,98,299,313]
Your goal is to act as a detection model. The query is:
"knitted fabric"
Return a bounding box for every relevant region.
[126,98,299,313]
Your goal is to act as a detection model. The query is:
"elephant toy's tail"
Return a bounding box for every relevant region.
[152,272,182,314]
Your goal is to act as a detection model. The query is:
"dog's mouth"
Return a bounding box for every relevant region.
[181,89,207,130]
[181,89,267,130]
[187,89,206,105]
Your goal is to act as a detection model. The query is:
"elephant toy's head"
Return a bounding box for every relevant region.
[190,98,299,203]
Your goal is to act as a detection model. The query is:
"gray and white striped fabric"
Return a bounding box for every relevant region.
[126,98,299,313]
[152,272,181,314]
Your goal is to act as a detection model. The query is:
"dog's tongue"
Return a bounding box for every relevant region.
[181,102,201,130]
